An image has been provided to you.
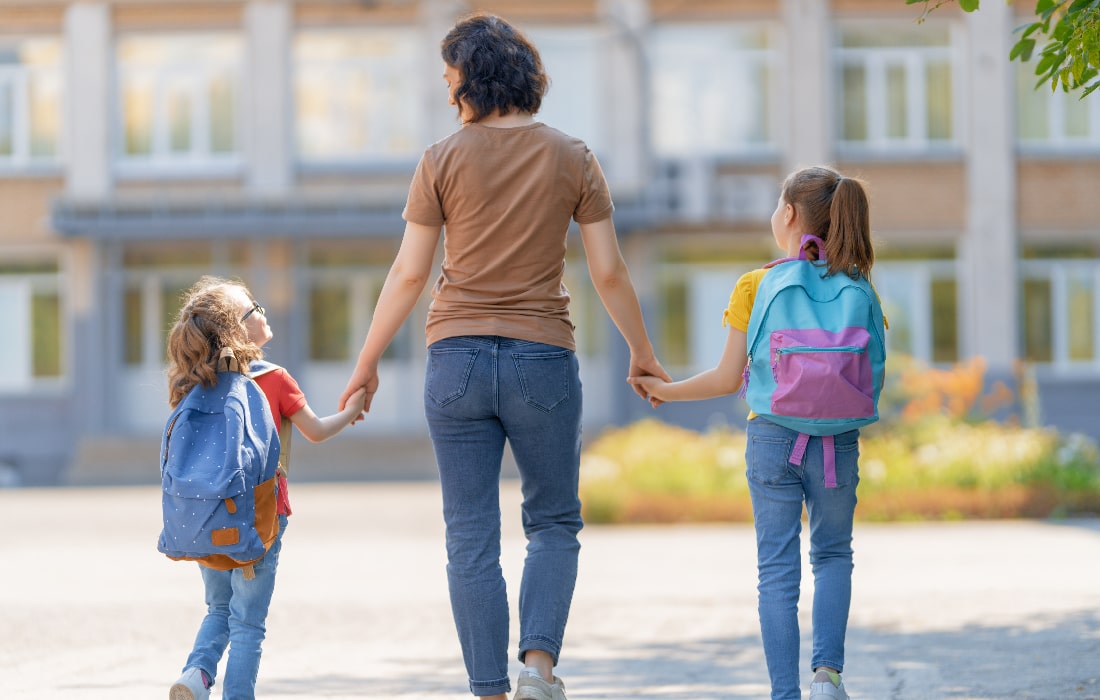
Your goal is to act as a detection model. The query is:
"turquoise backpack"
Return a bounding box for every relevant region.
[741,235,886,486]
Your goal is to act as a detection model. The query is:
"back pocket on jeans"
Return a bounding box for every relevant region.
[426,347,479,407]
[512,350,573,413]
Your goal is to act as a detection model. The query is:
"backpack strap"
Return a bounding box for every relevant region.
[800,234,826,260]
[789,432,838,489]
[764,234,828,269]
[822,435,836,488]
[249,361,293,477]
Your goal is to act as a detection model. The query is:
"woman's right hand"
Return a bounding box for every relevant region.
[339,363,379,423]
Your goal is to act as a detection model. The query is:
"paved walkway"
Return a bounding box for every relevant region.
[2,481,1099,699]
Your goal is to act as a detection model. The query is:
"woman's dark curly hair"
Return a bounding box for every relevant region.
[441,12,549,123]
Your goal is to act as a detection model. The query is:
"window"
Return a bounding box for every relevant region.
[657,275,690,368]
[294,30,423,164]
[1016,62,1100,149]
[116,34,242,173]
[525,27,605,154]
[122,276,201,367]
[649,263,757,373]
[871,261,958,365]
[120,243,240,368]
[651,24,777,157]
[304,243,416,362]
[0,38,62,168]
[1021,261,1100,368]
[929,278,958,364]
[1022,278,1053,363]
[0,260,64,391]
[835,24,959,153]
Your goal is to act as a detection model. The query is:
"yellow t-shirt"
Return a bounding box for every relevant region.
[722,268,769,333]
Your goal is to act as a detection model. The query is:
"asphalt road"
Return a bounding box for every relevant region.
[1,481,1098,699]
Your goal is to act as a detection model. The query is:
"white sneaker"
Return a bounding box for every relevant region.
[809,671,850,700]
[513,668,568,700]
[169,667,210,700]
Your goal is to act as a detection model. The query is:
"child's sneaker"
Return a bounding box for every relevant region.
[513,667,568,700]
[809,669,849,700]
[169,667,210,700]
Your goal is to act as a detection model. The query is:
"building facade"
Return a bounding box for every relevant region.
[1,0,1098,485]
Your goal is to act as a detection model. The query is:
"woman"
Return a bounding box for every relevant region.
[338,12,667,700]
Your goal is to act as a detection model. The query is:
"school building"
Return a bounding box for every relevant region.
[1,0,1098,485]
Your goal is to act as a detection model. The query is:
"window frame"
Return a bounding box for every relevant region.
[833,20,965,157]
[649,22,782,159]
[1020,259,1100,373]
[113,32,244,178]
[0,36,64,173]
[0,253,67,394]
[292,27,426,168]
[1016,63,1100,153]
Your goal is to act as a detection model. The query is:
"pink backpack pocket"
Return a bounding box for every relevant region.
[769,327,874,420]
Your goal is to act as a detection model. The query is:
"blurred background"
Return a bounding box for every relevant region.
[0,0,1097,486]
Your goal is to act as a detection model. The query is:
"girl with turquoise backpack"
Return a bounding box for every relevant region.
[630,165,885,700]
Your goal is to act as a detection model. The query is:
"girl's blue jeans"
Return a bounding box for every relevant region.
[183,514,288,700]
[424,336,584,697]
[745,418,859,700]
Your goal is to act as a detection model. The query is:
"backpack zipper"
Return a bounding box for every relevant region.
[737,355,751,399]
[775,345,866,356]
[771,345,866,381]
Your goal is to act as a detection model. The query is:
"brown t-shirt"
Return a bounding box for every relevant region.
[402,121,614,351]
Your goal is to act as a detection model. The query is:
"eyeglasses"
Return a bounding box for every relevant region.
[241,301,264,322]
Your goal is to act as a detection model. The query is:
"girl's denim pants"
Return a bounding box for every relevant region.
[745,418,859,700]
[425,336,584,697]
[183,514,289,700]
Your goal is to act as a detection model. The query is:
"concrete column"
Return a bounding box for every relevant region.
[244,0,292,194]
[782,0,831,170]
[420,0,466,142]
[959,3,1017,370]
[598,0,650,197]
[63,3,111,200]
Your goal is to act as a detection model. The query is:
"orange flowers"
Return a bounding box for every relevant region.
[892,356,1014,424]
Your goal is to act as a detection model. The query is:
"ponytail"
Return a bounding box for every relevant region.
[781,166,874,280]
[826,177,874,279]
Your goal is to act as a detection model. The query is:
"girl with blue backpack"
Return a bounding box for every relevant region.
[165,276,367,700]
[630,166,884,700]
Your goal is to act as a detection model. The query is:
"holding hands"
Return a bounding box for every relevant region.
[627,352,672,408]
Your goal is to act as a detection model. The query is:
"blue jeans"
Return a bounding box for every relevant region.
[183,515,288,700]
[745,419,859,700]
[424,336,584,697]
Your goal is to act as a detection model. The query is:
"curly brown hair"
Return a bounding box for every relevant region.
[440,12,549,123]
[166,276,263,408]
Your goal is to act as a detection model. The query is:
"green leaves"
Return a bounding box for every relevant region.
[909,0,1100,98]
[1027,2,1100,96]
[1010,37,1037,60]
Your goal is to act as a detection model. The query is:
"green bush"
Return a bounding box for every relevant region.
[579,376,1100,524]
[580,420,751,524]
